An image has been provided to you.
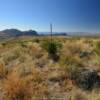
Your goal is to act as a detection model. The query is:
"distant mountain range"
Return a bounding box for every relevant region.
[0,29,100,41]
[0,29,38,41]
[39,32,67,36]
[0,29,68,40]
[0,29,67,37]
[39,32,100,36]
[0,29,38,37]
[67,32,100,37]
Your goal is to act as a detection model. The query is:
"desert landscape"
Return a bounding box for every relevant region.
[0,36,100,100]
[0,0,100,99]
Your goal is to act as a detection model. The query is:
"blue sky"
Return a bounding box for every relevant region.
[0,0,100,32]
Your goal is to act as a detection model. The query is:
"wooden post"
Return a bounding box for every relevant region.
[50,23,53,42]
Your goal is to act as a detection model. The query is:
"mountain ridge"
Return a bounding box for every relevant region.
[0,29,38,37]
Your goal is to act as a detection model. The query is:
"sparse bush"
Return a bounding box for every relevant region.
[19,41,27,47]
[41,41,62,61]
[28,44,44,59]
[66,64,82,81]
[95,41,100,56]
[19,55,26,63]
[60,54,85,84]
[33,38,40,43]
[3,53,19,65]
[61,56,83,67]
[1,42,6,46]
[35,57,48,68]
[74,92,87,100]
[0,63,7,79]
[1,37,100,99]
[3,73,32,100]
[2,69,48,100]
[61,41,82,56]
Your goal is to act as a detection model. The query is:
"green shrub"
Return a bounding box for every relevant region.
[41,41,62,61]
[19,41,27,48]
[95,41,100,56]
[33,38,40,43]
[2,42,6,46]
[96,41,100,48]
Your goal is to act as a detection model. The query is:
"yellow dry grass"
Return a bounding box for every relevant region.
[0,37,100,100]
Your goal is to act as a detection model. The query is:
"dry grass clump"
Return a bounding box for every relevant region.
[3,73,32,100]
[60,56,83,67]
[2,46,23,65]
[1,37,100,100]
[2,67,48,100]
[27,43,44,59]
[12,65,43,82]
[34,55,49,68]
[24,68,43,83]
[12,65,33,77]
[87,89,100,100]
[73,91,88,100]
[69,87,100,100]
[61,39,93,57]
[60,56,84,81]
[30,83,49,100]
[60,38,94,70]
[0,63,7,79]
[3,53,18,65]
[62,41,82,56]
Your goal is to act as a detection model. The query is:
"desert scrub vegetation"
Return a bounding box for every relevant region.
[0,37,100,100]
[94,40,100,56]
[41,40,62,61]
[0,63,7,79]
[3,73,32,100]
[2,67,48,100]
[28,43,44,59]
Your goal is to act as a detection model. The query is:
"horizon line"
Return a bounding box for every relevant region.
[0,28,100,34]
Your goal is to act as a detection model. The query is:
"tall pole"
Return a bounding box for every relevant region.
[50,23,53,42]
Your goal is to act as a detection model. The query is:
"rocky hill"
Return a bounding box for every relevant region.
[0,29,38,41]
